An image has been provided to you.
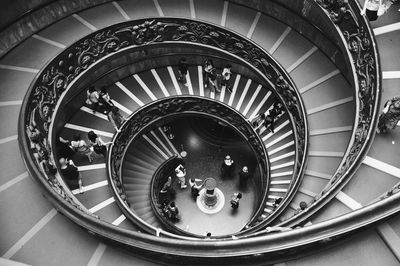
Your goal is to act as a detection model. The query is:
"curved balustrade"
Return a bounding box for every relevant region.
[19,17,308,233]
[227,0,381,230]
[278,0,381,227]
[15,4,387,261]
[108,96,269,236]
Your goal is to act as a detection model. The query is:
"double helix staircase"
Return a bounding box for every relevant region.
[1,0,400,265]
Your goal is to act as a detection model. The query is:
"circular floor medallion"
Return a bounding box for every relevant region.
[196,188,225,214]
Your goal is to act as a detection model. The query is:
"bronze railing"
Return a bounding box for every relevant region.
[20,17,308,231]
[18,8,391,262]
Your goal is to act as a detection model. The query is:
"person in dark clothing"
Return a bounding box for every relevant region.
[87,130,109,157]
[239,166,250,189]
[55,135,75,159]
[59,158,83,193]
[263,111,275,133]
[189,178,202,199]
[164,201,179,221]
[230,192,242,209]
[221,155,235,178]
[177,58,188,86]
[160,176,176,203]
[98,86,114,114]
[273,197,283,209]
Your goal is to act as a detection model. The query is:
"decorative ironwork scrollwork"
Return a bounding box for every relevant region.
[23,18,307,222]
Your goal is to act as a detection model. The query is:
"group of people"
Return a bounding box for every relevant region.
[86,85,125,132]
[250,103,285,134]
[159,155,251,221]
[361,0,399,21]
[177,57,233,94]
[56,130,111,193]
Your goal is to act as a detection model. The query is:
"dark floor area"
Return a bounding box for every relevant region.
[166,116,260,236]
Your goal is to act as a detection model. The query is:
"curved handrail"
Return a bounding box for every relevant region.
[15,2,393,263]
[276,0,381,227]
[108,96,270,237]
[20,17,307,234]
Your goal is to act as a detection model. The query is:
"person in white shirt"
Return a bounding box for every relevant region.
[175,164,187,189]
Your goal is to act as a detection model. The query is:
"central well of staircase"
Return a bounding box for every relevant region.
[108,96,270,236]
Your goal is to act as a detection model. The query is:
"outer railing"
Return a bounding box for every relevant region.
[276,0,381,227]
[15,1,396,263]
[108,96,270,236]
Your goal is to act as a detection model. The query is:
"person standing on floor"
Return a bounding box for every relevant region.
[189,178,203,198]
[239,166,250,189]
[230,192,242,209]
[221,155,235,178]
[175,164,187,189]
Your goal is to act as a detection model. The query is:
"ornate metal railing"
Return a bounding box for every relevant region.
[15,2,397,263]
[226,0,381,229]
[19,17,308,232]
[108,96,270,235]
[274,0,381,227]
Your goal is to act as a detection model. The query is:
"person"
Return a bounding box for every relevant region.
[177,58,188,87]
[175,164,187,189]
[360,0,391,21]
[203,59,214,81]
[220,64,232,93]
[59,158,83,193]
[263,109,275,133]
[87,131,109,157]
[165,201,179,221]
[230,192,242,209]
[98,86,114,113]
[108,106,125,132]
[221,155,235,178]
[70,134,94,162]
[189,178,203,198]
[272,197,283,209]
[160,176,176,202]
[55,135,75,159]
[239,166,250,189]
[208,68,219,93]
[251,112,266,133]
[86,86,100,112]
[377,96,400,133]
[203,59,217,92]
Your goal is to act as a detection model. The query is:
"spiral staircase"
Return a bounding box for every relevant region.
[1,0,400,265]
